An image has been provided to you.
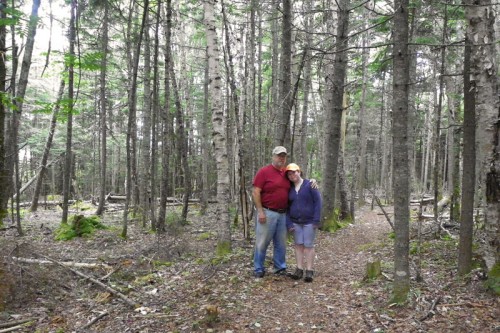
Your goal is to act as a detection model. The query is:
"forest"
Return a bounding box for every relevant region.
[0,0,499,331]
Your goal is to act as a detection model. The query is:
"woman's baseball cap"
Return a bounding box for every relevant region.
[285,163,300,172]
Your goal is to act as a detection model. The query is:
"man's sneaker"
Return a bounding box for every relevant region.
[291,268,303,280]
[274,268,287,276]
[304,270,314,282]
[254,271,265,278]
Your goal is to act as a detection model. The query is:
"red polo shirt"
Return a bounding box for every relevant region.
[253,164,290,210]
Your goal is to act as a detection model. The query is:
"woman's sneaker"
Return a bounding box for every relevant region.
[304,270,314,282]
[291,268,303,280]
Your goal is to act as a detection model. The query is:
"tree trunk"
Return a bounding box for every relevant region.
[31,80,65,212]
[276,0,292,147]
[170,64,191,222]
[465,0,500,274]
[321,0,349,225]
[391,0,411,303]
[149,0,161,230]
[432,5,448,234]
[458,35,476,275]
[122,0,149,237]
[204,0,231,250]
[62,0,76,225]
[200,48,210,216]
[355,13,370,206]
[139,12,151,226]
[95,1,109,216]
[157,0,172,232]
[0,0,7,223]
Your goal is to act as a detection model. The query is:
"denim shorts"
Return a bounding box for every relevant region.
[292,223,316,248]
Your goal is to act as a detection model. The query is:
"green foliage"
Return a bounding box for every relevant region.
[485,262,500,295]
[369,46,390,74]
[166,211,183,226]
[370,16,391,33]
[0,7,23,27]
[70,200,94,211]
[413,36,439,45]
[55,215,106,241]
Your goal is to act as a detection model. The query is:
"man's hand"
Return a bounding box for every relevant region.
[258,210,267,224]
[310,178,319,189]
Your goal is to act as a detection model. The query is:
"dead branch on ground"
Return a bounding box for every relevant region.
[40,254,137,308]
[79,311,109,331]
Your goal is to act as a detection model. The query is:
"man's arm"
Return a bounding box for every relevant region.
[252,186,266,224]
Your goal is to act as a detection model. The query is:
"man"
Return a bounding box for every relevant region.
[252,146,290,278]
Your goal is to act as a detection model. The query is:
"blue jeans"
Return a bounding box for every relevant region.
[254,209,287,273]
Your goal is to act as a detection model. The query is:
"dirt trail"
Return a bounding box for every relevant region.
[223,206,393,332]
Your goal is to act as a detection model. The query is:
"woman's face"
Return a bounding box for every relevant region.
[286,170,301,183]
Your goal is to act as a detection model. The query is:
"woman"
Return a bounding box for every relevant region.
[285,163,322,282]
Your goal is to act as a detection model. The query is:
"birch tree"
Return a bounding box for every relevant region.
[204,0,231,251]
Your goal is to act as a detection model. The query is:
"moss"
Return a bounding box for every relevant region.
[152,260,173,268]
[197,232,213,241]
[485,262,500,295]
[322,209,351,233]
[365,260,382,280]
[55,215,107,241]
[390,283,410,305]
[215,240,231,257]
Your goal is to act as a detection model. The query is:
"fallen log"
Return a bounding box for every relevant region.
[10,257,112,270]
[0,318,37,329]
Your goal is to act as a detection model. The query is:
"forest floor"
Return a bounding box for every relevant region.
[0,202,498,333]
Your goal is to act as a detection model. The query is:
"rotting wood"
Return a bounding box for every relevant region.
[40,254,137,308]
[10,257,112,270]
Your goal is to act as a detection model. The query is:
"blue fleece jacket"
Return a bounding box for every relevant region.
[286,179,322,229]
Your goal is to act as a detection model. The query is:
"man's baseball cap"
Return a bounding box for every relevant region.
[272,146,287,155]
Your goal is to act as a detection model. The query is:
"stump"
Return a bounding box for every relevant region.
[365,259,382,280]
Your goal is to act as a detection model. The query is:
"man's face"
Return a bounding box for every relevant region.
[272,153,287,169]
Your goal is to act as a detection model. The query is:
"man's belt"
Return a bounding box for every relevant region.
[263,206,286,214]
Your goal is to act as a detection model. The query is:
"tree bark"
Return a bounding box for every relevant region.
[95,0,109,217]
[458,44,475,275]
[0,0,7,223]
[465,0,500,273]
[122,0,149,237]
[204,0,232,249]
[276,0,292,147]
[62,0,76,225]
[391,0,411,303]
[139,11,151,226]
[31,80,65,212]
[157,0,172,232]
[321,0,349,225]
